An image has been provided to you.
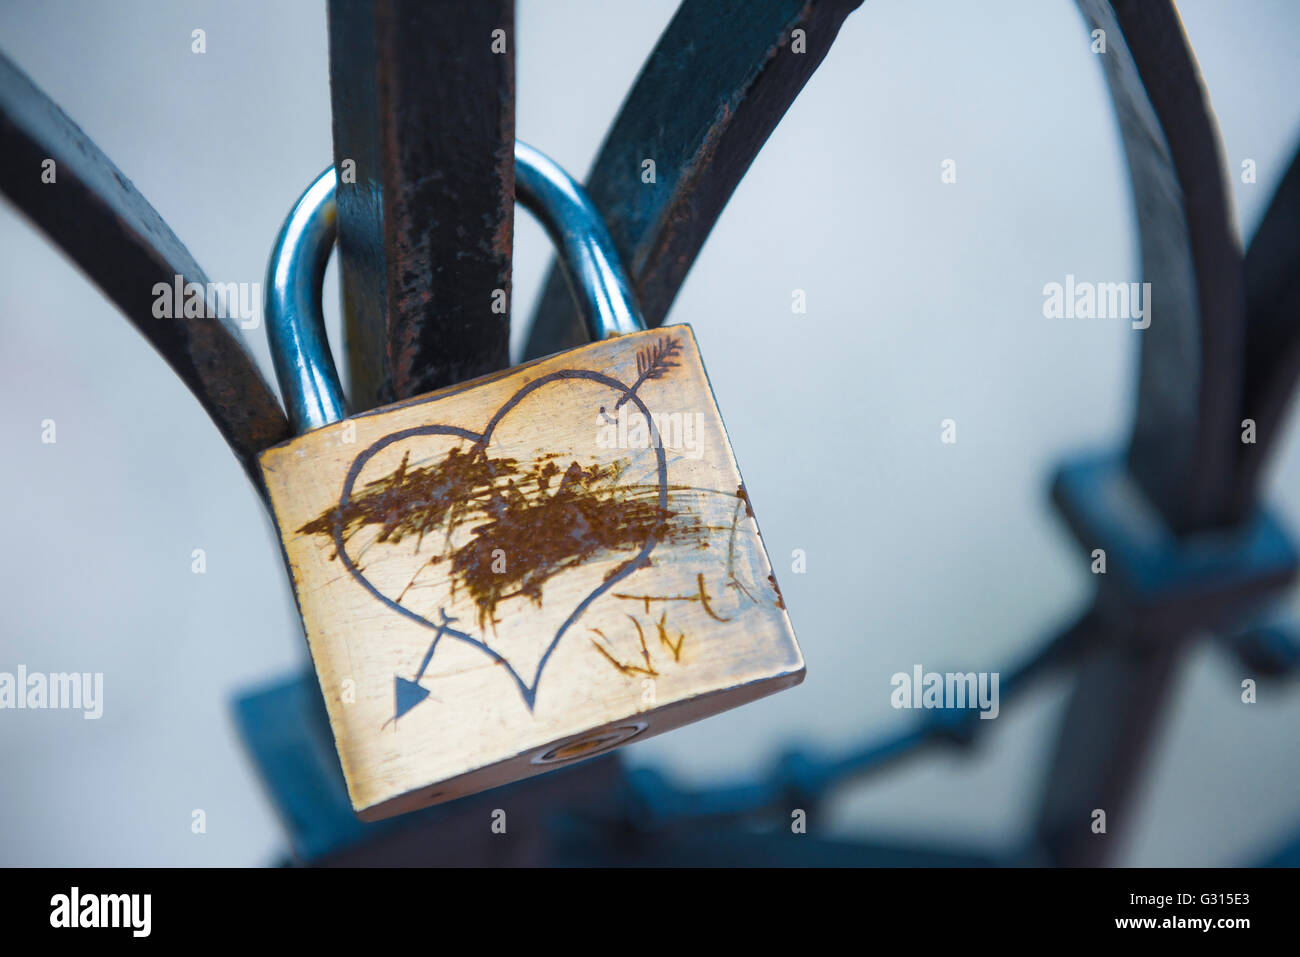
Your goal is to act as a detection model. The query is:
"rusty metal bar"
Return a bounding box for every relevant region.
[327,0,515,407]
[0,51,290,488]
[1031,0,1253,867]
[1032,634,1183,867]
[1083,0,1246,534]
[1233,146,1300,509]
[524,0,863,360]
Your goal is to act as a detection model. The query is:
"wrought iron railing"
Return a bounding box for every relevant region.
[2,0,1297,866]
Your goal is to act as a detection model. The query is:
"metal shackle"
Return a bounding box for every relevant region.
[265,141,646,435]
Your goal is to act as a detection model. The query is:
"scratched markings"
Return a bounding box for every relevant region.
[260,327,804,819]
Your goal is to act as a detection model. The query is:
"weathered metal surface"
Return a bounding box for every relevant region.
[1079,0,1246,534]
[0,51,290,488]
[524,0,863,360]
[1234,147,1300,508]
[327,0,515,408]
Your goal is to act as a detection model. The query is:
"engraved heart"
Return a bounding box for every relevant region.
[297,344,702,718]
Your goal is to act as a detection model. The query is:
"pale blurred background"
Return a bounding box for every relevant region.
[0,0,1297,865]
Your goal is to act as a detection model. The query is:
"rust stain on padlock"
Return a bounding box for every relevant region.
[589,607,691,678]
[298,441,705,632]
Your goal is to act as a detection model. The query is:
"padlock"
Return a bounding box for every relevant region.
[259,141,804,820]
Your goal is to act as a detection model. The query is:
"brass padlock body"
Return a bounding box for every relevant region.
[261,326,803,819]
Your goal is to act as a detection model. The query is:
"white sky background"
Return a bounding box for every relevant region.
[0,0,1297,865]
